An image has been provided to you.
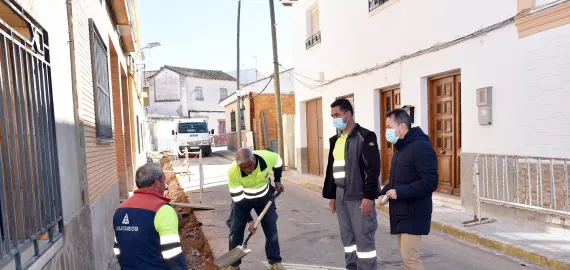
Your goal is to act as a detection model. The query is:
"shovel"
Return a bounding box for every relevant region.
[214,190,282,268]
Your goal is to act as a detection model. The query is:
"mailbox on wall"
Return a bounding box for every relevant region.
[477,87,493,125]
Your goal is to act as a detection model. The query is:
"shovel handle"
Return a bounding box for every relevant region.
[254,190,281,229]
[243,201,271,247]
[242,191,281,247]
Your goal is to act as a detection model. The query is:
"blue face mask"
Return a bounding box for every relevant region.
[333,115,347,130]
[385,127,401,144]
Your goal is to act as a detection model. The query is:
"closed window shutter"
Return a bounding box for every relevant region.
[90,20,113,139]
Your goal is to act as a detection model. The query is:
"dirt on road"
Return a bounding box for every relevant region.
[162,157,218,270]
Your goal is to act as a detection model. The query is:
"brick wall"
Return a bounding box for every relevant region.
[110,48,128,198]
[252,94,296,150]
[72,0,118,203]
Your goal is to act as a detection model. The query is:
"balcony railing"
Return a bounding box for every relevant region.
[305,31,321,50]
[369,0,389,12]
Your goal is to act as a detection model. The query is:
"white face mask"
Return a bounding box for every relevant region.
[333,113,347,130]
[385,125,402,144]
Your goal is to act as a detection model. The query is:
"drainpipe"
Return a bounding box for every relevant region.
[66,0,90,207]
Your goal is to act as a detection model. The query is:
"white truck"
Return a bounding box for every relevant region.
[172,119,213,157]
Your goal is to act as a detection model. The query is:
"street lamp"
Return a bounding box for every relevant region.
[140,42,161,70]
[143,42,161,49]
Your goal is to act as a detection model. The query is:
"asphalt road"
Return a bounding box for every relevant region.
[189,155,541,270]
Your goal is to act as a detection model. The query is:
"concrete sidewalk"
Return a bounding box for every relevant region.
[283,170,570,270]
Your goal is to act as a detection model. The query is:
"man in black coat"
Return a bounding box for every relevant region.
[323,98,381,270]
[379,108,438,270]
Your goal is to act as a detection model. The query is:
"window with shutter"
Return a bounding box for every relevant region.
[90,20,113,140]
[311,6,319,35]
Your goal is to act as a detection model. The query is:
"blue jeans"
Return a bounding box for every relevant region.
[229,193,281,266]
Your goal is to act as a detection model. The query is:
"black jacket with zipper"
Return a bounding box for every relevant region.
[322,124,381,201]
[379,127,438,235]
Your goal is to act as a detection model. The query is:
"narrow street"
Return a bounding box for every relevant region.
[190,155,540,270]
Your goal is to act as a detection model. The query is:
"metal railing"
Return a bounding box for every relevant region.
[0,2,63,269]
[369,0,389,12]
[305,31,321,50]
[467,154,570,226]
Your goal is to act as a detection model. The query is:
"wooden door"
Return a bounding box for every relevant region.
[430,74,462,195]
[380,89,401,186]
[316,98,324,176]
[454,75,462,195]
[306,98,324,176]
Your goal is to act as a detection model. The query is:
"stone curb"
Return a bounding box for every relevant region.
[293,179,570,270]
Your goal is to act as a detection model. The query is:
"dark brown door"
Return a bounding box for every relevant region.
[430,74,462,195]
[454,75,462,195]
[380,89,401,186]
[307,98,324,176]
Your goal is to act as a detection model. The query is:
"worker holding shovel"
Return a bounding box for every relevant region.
[220,148,285,270]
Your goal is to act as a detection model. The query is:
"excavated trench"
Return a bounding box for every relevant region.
[160,156,218,270]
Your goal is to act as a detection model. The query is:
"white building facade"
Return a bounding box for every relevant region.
[287,0,570,225]
[147,65,236,135]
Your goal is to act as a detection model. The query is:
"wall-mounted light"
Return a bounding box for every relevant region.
[402,105,415,124]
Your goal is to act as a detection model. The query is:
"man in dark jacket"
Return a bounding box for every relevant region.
[379,108,438,270]
[323,98,381,270]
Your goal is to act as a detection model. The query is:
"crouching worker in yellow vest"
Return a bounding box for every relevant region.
[225,148,285,270]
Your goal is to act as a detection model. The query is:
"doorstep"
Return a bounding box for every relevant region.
[282,170,570,270]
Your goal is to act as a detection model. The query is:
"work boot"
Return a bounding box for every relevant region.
[269,262,286,270]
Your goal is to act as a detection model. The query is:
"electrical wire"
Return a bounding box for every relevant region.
[285,0,569,90]
[257,76,274,94]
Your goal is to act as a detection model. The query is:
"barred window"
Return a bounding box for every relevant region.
[231,110,236,132]
[195,87,204,101]
[240,107,246,131]
[219,120,226,135]
[220,88,228,101]
[0,2,63,268]
[90,20,113,140]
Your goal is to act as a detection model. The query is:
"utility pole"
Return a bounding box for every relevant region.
[269,0,284,162]
[236,0,243,149]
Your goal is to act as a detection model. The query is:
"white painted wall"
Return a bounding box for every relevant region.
[133,90,149,168]
[149,70,184,116]
[292,0,570,159]
[148,70,236,135]
[33,0,83,225]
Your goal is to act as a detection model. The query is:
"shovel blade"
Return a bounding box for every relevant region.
[214,245,251,268]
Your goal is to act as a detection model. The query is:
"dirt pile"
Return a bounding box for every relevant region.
[161,158,218,270]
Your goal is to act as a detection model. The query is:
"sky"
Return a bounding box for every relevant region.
[138,0,294,77]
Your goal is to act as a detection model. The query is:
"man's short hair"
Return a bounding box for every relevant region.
[386,108,412,129]
[135,163,164,188]
[330,98,354,115]
[235,148,255,166]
